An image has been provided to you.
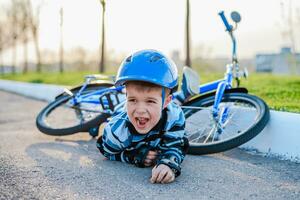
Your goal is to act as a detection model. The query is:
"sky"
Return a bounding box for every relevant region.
[3,0,300,62]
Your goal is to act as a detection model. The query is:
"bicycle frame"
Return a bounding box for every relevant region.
[69,62,234,121]
[65,10,242,131]
[68,82,125,114]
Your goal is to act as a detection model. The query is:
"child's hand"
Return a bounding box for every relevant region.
[150,164,175,184]
[144,150,157,167]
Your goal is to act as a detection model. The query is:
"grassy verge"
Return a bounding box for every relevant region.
[0,71,106,86]
[240,74,300,113]
[1,71,300,113]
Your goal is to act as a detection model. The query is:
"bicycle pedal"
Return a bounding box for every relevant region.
[89,127,99,137]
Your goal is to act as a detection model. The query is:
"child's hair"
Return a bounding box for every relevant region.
[125,81,171,96]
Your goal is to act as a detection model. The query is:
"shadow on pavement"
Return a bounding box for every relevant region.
[25,138,169,198]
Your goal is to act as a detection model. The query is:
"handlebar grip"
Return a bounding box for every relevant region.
[218,11,232,32]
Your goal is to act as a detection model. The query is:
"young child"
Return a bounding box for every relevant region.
[97,49,189,184]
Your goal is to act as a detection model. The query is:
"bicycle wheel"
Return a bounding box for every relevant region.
[36,83,121,136]
[182,92,269,155]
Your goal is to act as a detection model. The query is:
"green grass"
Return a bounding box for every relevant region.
[240,74,300,113]
[1,71,300,113]
[0,71,114,86]
[197,72,300,113]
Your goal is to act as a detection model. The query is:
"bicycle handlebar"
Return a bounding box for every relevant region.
[218,11,238,65]
[218,11,232,32]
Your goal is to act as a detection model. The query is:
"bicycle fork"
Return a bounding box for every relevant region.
[210,64,233,140]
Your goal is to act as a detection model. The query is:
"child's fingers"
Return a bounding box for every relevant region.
[161,171,175,184]
[146,154,157,160]
[156,169,168,183]
[150,166,159,183]
[150,164,176,184]
[147,151,157,156]
[144,159,153,166]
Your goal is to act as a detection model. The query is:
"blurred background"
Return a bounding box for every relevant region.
[1,0,300,74]
[0,0,299,112]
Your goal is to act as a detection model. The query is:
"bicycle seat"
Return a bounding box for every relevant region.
[181,66,200,97]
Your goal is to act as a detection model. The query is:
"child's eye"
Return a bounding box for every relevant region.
[128,99,136,103]
[147,100,157,104]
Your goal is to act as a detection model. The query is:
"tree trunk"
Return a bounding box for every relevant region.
[33,29,41,73]
[0,50,3,75]
[59,7,64,73]
[12,41,16,74]
[59,32,64,73]
[22,38,28,74]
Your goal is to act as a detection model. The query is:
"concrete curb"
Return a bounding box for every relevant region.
[1,79,299,162]
[241,111,300,163]
[0,79,65,102]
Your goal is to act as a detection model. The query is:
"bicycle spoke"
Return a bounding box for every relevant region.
[181,105,209,110]
[221,106,236,127]
[188,128,207,143]
[74,107,84,123]
[184,93,268,148]
[203,125,216,144]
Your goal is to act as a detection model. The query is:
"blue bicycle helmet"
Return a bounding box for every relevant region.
[115,49,178,91]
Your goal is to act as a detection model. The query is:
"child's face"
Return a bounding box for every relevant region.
[125,83,171,134]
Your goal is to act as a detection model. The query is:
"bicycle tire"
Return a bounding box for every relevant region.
[36,83,114,136]
[182,92,270,155]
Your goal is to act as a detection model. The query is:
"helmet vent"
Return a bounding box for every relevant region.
[150,55,162,62]
[126,56,132,62]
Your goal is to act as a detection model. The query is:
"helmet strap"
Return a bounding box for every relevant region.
[161,88,165,110]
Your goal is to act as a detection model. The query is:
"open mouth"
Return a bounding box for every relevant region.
[135,117,149,128]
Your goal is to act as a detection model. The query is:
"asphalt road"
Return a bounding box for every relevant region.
[0,90,299,200]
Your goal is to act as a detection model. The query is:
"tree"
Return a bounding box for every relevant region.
[3,0,41,74]
[0,20,4,75]
[6,0,21,74]
[0,5,8,75]
[26,0,43,73]
[17,0,31,74]
[59,6,64,73]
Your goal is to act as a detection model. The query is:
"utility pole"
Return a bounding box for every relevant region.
[99,0,106,73]
[185,0,191,67]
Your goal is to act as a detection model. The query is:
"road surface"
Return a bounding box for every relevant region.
[0,90,299,200]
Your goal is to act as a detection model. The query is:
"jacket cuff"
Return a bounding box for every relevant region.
[133,145,151,168]
[156,158,181,177]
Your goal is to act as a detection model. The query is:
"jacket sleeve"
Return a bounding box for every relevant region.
[96,123,137,164]
[156,105,189,177]
[156,126,189,177]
